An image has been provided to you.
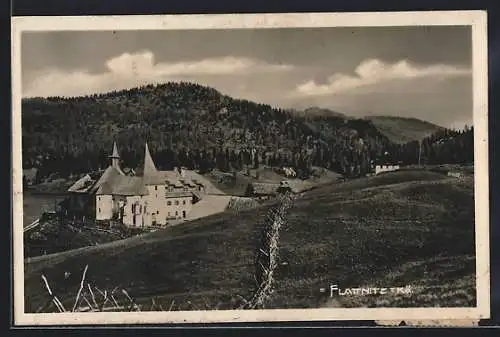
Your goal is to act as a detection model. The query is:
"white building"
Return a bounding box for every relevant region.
[67,142,205,227]
[374,164,400,175]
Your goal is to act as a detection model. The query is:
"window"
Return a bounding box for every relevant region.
[98,207,101,213]
[167,201,172,206]
[155,186,158,191]
[175,211,178,216]
[183,200,186,205]
[157,211,159,215]
[175,200,179,205]
[168,212,171,216]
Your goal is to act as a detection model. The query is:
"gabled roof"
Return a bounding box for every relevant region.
[68,166,148,196]
[68,170,105,193]
[144,168,201,188]
[165,192,194,198]
[67,174,95,193]
[249,182,280,195]
[91,166,122,194]
[95,168,148,196]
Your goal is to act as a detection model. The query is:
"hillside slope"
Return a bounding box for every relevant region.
[22,82,394,179]
[365,116,444,144]
[24,170,475,312]
[296,107,346,118]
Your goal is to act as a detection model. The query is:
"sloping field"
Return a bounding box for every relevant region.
[204,166,343,196]
[268,170,476,308]
[183,170,226,195]
[24,170,475,312]
[187,195,234,221]
[365,116,443,144]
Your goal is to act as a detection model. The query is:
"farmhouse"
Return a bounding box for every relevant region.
[447,171,462,178]
[245,182,279,200]
[281,167,297,178]
[66,142,205,227]
[374,163,401,175]
[245,182,287,200]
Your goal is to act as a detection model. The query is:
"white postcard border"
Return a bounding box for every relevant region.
[11,11,490,325]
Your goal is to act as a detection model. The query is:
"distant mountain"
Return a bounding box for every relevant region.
[298,107,346,119]
[364,115,445,144]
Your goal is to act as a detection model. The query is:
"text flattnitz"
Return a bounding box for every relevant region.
[326,284,413,296]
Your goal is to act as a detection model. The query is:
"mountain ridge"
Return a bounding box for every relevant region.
[21,81,395,179]
[363,115,445,144]
[287,107,445,144]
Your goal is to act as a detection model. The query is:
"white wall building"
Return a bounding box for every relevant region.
[374,164,400,175]
[67,142,205,227]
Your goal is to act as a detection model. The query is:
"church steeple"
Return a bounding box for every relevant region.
[143,142,157,176]
[109,141,120,170]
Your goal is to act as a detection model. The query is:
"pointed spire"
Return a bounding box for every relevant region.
[109,141,121,171]
[109,141,120,159]
[143,142,157,176]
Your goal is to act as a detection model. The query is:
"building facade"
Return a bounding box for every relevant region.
[374,164,400,175]
[67,142,205,227]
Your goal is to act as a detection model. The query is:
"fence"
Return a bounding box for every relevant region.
[239,191,296,309]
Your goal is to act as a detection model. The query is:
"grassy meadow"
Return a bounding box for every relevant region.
[24,169,476,312]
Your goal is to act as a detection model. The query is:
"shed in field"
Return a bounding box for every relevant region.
[245,182,280,200]
[447,171,462,178]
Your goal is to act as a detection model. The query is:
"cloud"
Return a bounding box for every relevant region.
[23,50,294,98]
[295,58,471,96]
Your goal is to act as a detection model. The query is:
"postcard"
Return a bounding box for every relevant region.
[11,11,489,325]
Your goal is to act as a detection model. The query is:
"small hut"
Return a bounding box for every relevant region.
[23,168,38,186]
[245,182,280,200]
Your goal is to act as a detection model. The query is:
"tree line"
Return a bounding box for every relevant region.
[22,82,474,183]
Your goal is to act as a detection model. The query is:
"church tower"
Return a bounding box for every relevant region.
[143,142,158,176]
[109,141,121,170]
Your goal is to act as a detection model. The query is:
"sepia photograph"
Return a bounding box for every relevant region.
[11,11,489,325]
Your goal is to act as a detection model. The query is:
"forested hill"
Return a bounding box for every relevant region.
[22,82,472,183]
[22,82,396,180]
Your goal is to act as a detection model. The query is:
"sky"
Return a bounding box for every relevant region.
[21,26,473,129]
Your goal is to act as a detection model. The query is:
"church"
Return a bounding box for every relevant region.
[66,142,205,227]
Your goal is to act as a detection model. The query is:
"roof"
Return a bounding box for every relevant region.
[139,144,223,193]
[68,141,214,198]
[109,141,120,159]
[67,174,94,193]
[144,169,203,188]
[143,143,158,177]
[68,166,148,196]
[249,182,280,195]
[375,163,400,167]
[96,170,148,196]
[67,170,105,193]
[165,192,194,198]
[122,168,136,176]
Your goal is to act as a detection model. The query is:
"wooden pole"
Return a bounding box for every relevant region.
[418,140,422,166]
